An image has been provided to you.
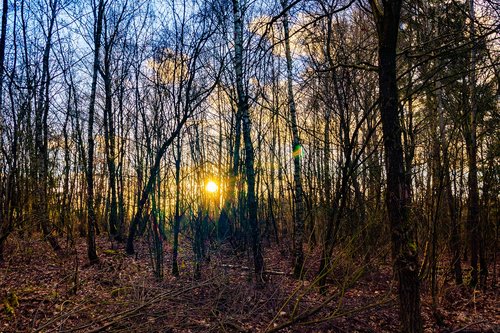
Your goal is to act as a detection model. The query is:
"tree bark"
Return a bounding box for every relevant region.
[370,0,423,331]
[465,0,484,289]
[86,0,105,264]
[232,0,264,279]
[438,84,463,285]
[172,135,182,276]
[0,0,9,262]
[102,42,119,242]
[35,0,61,253]
[281,0,304,279]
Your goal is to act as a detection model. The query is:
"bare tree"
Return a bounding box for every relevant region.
[0,0,11,261]
[126,5,218,254]
[231,0,264,280]
[86,0,106,263]
[369,0,423,331]
[281,0,305,279]
[34,0,62,253]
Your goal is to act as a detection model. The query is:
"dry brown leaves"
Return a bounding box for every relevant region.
[0,235,498,332]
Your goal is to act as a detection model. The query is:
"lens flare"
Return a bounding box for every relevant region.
[292,144,303,159]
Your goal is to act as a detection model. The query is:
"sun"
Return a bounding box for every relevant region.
[206,180,218,193]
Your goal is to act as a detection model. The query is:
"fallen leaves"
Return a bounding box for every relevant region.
[0,235,498,332]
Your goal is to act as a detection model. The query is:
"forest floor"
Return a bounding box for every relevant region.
[0,234,498,332]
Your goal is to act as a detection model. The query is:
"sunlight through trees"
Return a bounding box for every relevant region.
[0,0,498,331]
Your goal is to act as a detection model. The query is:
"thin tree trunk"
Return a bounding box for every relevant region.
[0,0,9,262]
[0,0,6,112]
[172,135,182,276]
[219,104,241,239]
[281,0,304,279]
[35,0,61,253]
[232,0,264,280]
[438,84,463,285]
[86,0,105,264]
[102,50,119,242]
[60,93,71,238]
[466,0,484,289]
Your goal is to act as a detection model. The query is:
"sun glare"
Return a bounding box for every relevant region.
[206,180,218,193]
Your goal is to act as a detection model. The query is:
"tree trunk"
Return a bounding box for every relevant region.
[35,0,61,254]
[102,48,119,242]
[281,0,304,279]
[0,0,10,261]
[172,135,182,276]
[438,84,463,285]
[0,0,6,111]
[370,0,423,331]
[232,0,264,280]
[465,0,484,289]
[86,0,105,264]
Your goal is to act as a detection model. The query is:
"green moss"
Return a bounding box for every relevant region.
[3,302,15,317]
[408,241,417,254]
[2,295,17,318]
[8,293,19,307]
[103,249,120,256]
[50,291,59,300]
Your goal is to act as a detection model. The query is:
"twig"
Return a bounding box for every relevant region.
[34,302,92,332]
[220,264,289,275]
[266,289,343,333]
[58,277,216,333]
[450,320,487,333]
[265,270,364,333]
[300,296,396,326]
